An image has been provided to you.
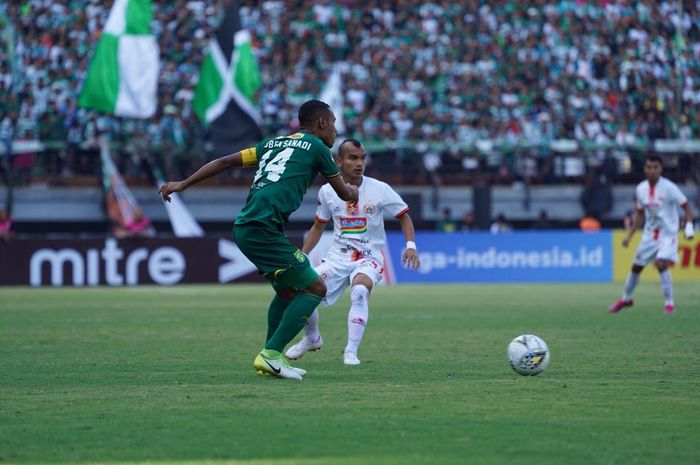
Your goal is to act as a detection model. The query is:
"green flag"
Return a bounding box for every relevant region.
[193,0,262,156]
[79,0,159,118]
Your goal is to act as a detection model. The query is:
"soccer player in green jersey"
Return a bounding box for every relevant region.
[159,100,358,380]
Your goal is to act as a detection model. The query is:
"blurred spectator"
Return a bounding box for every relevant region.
[0,111,16,160]
[532,210,552,230]
[580,172,613,221]
[0,111,15,185]
[579,216,602,232]
[115,208,153,238]
[421,143,442,186]
[461,211,478,232]
[436,207,457,233]
[0,208,13,242]
[490,213,512,234]
[1,0,699,185]
[615,122,638,148]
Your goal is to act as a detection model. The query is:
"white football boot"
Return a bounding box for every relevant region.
[285,336,323,360]
[343,351,361,366]
[253,352,303,380]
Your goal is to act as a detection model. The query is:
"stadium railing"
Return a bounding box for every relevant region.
[2,138,699,188]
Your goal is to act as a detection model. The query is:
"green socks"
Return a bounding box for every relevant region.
[266,294,292,343]
[265,292,323,352]
[260,348,282,359]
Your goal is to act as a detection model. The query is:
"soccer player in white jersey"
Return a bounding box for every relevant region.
[285,139,420,365]
[609,155,695,314]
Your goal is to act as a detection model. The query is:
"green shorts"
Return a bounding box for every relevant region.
[233,223,319,291]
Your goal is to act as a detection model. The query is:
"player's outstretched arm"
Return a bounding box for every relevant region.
[302,219,327,255]
[159,151,252,202]
[326,174,358,202]
[398,213,420,269]
[622,209,644,247]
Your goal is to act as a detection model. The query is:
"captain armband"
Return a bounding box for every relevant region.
[241,147,257,167]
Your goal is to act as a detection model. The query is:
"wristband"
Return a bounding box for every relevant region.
[406,241,416,250]
[685,222,695,238]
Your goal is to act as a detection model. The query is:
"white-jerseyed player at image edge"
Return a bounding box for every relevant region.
[609,155,694,315]
[285,139,420,365]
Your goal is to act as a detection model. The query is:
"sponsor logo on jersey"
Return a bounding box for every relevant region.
[646,201,661,214]
[340,217,367,235]
[293,249,306,263]
[287,132,304,139]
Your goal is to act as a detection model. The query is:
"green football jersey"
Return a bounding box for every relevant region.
[235,132,340,228]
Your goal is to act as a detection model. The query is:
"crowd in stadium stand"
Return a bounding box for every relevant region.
[0,0,699,184]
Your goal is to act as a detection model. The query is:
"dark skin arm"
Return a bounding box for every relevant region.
[159,152,244,202]
[622,209,644,247]
[159,151,358,203]
[327,174,358,202]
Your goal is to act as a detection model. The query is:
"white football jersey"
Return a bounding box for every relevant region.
[635,177,688,237]
[315,176,409,261]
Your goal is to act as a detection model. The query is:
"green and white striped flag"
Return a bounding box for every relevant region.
[78,0,159,118]
[193,0,262,156]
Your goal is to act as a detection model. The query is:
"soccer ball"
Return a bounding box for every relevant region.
[507,334,550,376]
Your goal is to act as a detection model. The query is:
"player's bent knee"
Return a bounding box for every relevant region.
[351,273,374,291]
[350,284,369,303]
[654,260,669,272]
[631,264,644,273]
[349,285,369,323]
[305,277,327,298]
[276,288,297,300]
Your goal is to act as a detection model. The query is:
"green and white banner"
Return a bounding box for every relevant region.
[78,0,159,118]
[193,31,261,126]
[193,0,261,156]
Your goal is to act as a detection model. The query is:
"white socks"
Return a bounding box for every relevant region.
[345,285,369,354]
[622,272,640,301]
[302,285,371,355]
[622,269,673,305]
[303,308,321,343]
[659,270,674,305]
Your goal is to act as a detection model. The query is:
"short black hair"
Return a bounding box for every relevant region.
[338,138,363,154]
[645,155,663,167]
[298,100,331,127]
[341,138,362,148]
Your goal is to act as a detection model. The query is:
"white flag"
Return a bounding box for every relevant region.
[320,64,345,134]
[78,0,159,118]
[153,169,204,238]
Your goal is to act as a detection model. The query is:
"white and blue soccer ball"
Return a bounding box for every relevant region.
[508,334,550,376]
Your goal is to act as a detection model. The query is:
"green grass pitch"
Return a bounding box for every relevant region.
[1,283,699,465]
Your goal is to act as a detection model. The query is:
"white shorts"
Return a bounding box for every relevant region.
[316,247,383,307]
[633,233,679,266]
